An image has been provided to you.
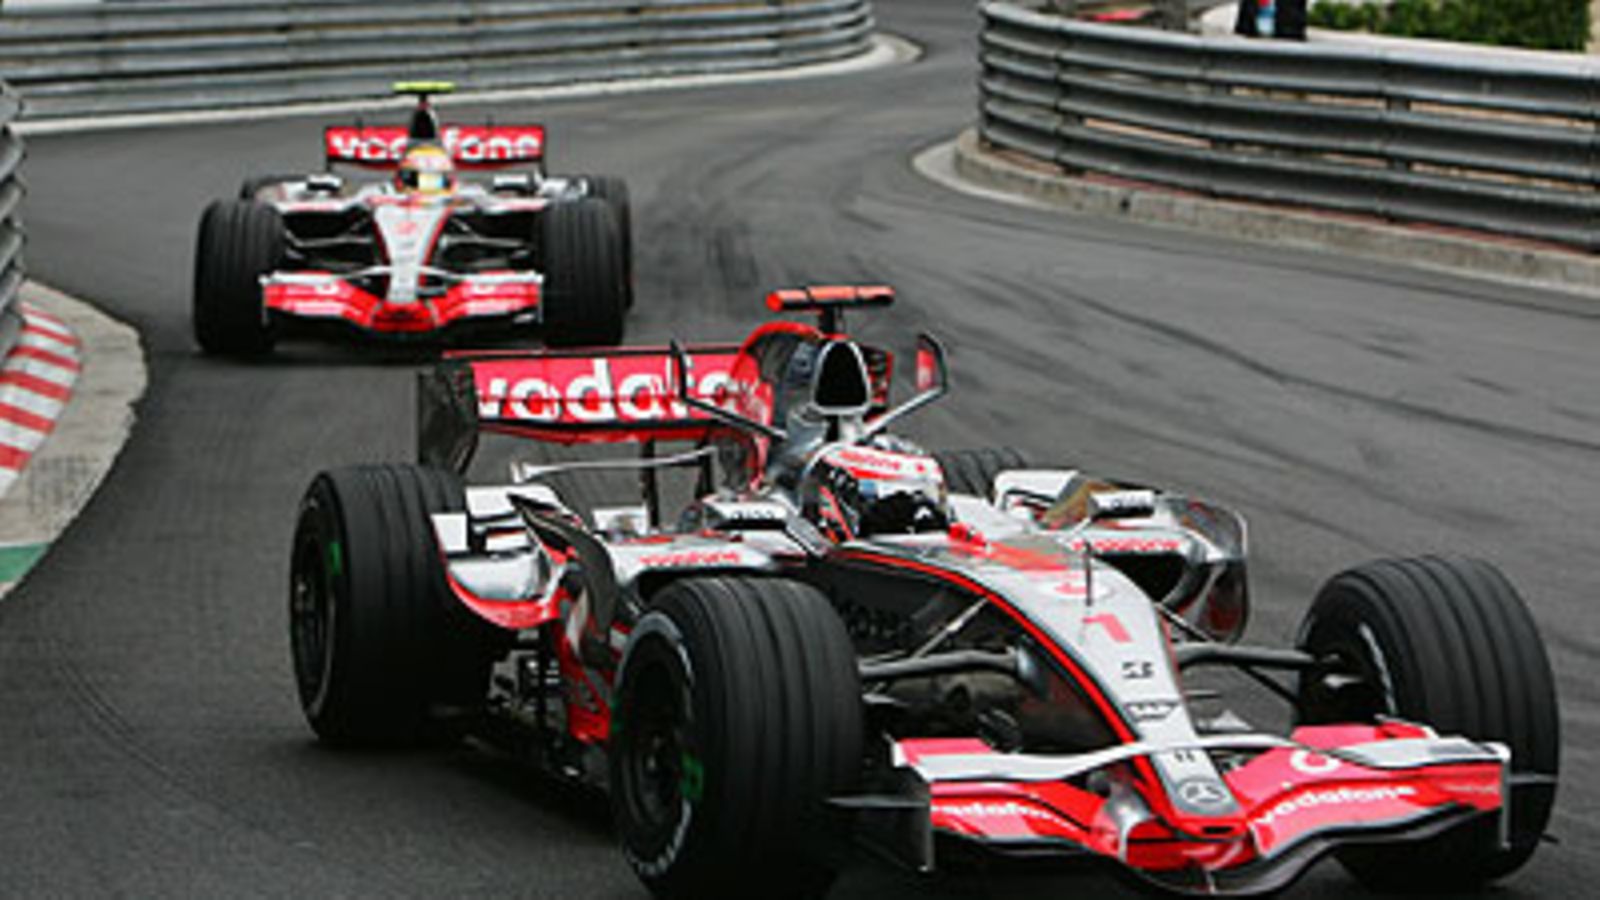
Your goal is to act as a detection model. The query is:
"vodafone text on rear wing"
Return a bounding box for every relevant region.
[418,346,740,472]
[325,125,546,170]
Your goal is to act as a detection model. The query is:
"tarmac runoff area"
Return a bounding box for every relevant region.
[920,128,1600,301]
[0,283,144,600]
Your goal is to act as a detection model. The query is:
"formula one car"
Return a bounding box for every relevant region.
[193,82,630,355]
[289,286,1559,897]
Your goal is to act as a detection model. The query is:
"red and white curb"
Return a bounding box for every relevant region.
[0,303,82,498]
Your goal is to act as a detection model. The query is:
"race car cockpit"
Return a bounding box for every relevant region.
[673,285,954,540]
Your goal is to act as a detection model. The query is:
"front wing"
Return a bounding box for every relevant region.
[263,270,541,335]
[864,724,1508,895]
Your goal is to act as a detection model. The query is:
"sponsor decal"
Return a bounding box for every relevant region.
[1176,778,1232,809]
[1068,536,1185,554]
[938,800,1056,823]
[1436,779,1500,797]
[1125,699,1180,723]
[475,353,737,425]
[1289,749,1341,775]
[1252,785,1417,830]
[638,550,743,568]
[324,125,545,165]
[705,501,788,524]
[825,446,940,479]
[1087,489,1157,519]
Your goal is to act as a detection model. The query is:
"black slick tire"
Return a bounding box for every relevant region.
[610,577,862,900]
[581,175,634,308]
[540,198,626,348]
[289,464,505,747]
[193,199,281,356]
[935,447,1030,499]
[1296,555,1559,890]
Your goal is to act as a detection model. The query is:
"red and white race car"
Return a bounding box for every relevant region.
[290,286,1558,897]
[193,83,631,355]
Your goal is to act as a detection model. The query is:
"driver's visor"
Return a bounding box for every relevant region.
[400,170,451,193]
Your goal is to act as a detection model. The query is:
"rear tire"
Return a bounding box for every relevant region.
[193,199,281,356]
[289,464,505,747]
[1296,555,1559,890]
[541,198,626,347]
[581,175,634,308]
[935,447,1030,500]
[611,577,862,900]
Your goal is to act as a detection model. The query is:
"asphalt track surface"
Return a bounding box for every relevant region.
[5,1,1598,896]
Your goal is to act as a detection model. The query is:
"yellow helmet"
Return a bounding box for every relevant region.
[395,143,456,195]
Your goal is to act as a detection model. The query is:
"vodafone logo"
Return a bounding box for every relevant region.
[327,130,408,163]
[828,446,939,479]
[638,550,742,568]
[1252,785,1417,830]
[1289,750,1340,775]
[1067,537,1184,554]
[477,357,733,424]
[939,801,1054,823]
[325,126,544,165]
[444,126,543,163]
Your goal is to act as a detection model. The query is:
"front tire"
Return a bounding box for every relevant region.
[581,175,634,308]
[610,577,862,900]
[541,198,626,347]
[290,464,505,746]
[193,199,281,356]
[1296,555,1559,890]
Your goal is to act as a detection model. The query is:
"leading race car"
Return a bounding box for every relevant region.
[193,82,631,355]
[288,286,1559,898]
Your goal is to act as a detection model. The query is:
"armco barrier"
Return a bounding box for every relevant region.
[0,81,23,358]
[979,1,1600,251]
[0,0,876,120]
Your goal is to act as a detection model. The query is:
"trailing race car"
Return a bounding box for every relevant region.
[289,286,1559,897]
[193,82,631,355]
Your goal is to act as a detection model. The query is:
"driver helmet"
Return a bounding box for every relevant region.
[395,143,456,195]
[803,440,950,541]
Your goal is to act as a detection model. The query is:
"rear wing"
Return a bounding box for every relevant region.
[418,345,740,471]
[324,124,546,170]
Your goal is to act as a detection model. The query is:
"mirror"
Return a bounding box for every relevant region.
[860,333,949,440]
[914,333,947,395]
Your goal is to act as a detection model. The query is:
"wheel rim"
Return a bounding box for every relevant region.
[1299,626,1392,725]
[618,657,696,849]
[290,526,337,710]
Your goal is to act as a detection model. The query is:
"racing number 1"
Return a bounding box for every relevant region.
[1084,613,1131,644]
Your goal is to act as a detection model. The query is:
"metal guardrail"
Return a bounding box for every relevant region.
[0,81,23,357]
[978,2,1600,251]
[1,0,877,119]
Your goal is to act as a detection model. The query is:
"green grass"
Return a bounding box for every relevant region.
[1308,0,1590,51]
